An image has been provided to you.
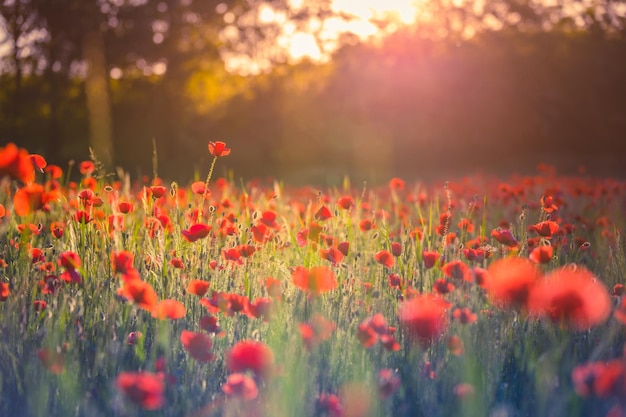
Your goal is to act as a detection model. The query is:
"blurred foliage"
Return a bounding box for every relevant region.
[1,0,626,184]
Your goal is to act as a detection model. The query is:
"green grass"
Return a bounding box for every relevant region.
[1,148,625,417]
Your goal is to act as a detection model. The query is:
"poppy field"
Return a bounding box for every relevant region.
[1,141,625,417]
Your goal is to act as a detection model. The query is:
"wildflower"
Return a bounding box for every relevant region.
[422,250,440,268]
[315,205,333,221]
[190,181,208,195]
[127,332,142,345]
[486,257,540,309]
[378,369,401,400]
[38,347,65,374]
[187,280,210,297]
[180,330,215,362]
[199,315,221,334]
[446,335,464,356]
[528,265,611,330]
[300,315,336,350]
[337,241,350,256]
[59,251,81,271]
[117,280,158,311]
[337,196,354,210]
[226,340,274,377]
[529,221,560,238]
[442,260,472,282]
[529,245,553,264]
[208,141,231,157]
[389,177,405,190]
[150,185,167,199]
[116,371,165,410]
[247,297,273,321]
[0,282,9,301]
[79,161,95,176]
[374,250,395,268]
[452,308,477,324]
[29,154,46,172]
[117,201,134,213]
[181,223,212,242]
[398,294,451,346]
[13,183,56,216]
[34,300,47,311]
[433,278,455,295]
[112,251,135,275]
[491,227,518,247]
[152,299,186,320]
[320,246,344,264]
[223,373,258,400]
[317,393,342,417]
[292,266,337,294]
[0,143,35,184]
[391,242,402,257]
[572,359,626,398]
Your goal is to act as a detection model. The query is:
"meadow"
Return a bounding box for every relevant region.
[1,141,625,417]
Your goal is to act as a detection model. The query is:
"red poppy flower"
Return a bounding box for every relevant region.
[50,221,64,238]
[227,341,274,379]
[190,181,209,195]
[73,210,91,224]
[79,161,95,176]
[572,359,626,398]
[442,260,472,282]
[187,280,210,297]
[398,294,451,346]
[452,308,477,324]
[391,242,402,257]
[180,330,215,362]
[0,282,9,301]
[389,177,405,190]
[422,250,440,269]
[259,210,279,229]
[44,164,63,179]
[433,278,455,295]
[199,315,221,334]
[337,196,354,210]
[320,247,344,264]
[378,369,401,400]
[117,201,134,214]
[529,221,560,238]
[34,300,47,311]
[13,183,57,216]
[127,331,142,345]
[38,347,65,374]
[0,203,5,219]
[152,299,186,320]
[150,185,167,199]
[292,266,337,294]
[181,223,212,242]
[337,241,349,256]
[359,219,375,232]
[529,245,553,264]
[374,250,395,268]
[208,141,231,157]
[0,143,35,184]
[315,205,333,221]
[528,265,611,330]
[58,251,81,271]
[29,154,46,172]
[117,280,158,311]
[223,373,258,400]
[299,314,336,350]
[116,371,165,410]
[247,297,273,321]
[447,335,464,356]
[486,257,541,309]
[491,227,518,247]
[112,251,134,274]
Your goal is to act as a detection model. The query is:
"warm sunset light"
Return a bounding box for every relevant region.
[222,0,421,73]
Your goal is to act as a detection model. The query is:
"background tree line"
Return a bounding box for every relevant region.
[1,0,626,184]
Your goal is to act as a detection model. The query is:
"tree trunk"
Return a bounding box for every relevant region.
[83,28,113,170]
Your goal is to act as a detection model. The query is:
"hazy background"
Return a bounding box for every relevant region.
[1,0,626,185]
